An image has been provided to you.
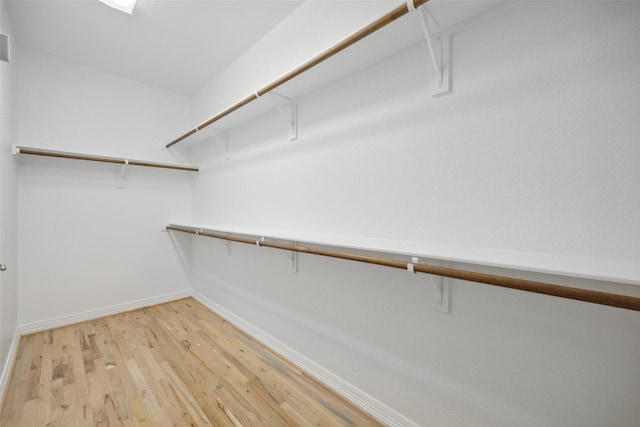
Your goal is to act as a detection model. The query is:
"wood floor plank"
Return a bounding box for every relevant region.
[1,298,384,427]
[39,336,55,425]
[6,336,35,424]
[195,316,354,425]
[159,360,213,426]
[50,377,66,427]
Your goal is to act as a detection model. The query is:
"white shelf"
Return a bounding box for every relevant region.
[169,223,640,287]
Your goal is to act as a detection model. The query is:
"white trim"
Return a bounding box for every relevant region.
[18,289,192,335]
[192,290,421,427]
[0,330,21,408]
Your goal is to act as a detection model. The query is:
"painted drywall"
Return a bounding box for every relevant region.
[191,0,400,126]
[16,49,194,325]
[0,0,18,389]
[185,1,640,426]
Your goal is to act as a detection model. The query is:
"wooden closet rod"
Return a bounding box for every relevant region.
[166,0,430,148]
[16,147,200,172]
[166,225,640,312]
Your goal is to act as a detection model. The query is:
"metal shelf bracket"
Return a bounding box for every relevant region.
[224,234,231,256]
[268,92,298,141]
[117,159,128,189]
[287,248,299,273]
[259,237,298,272]
[410,2,450,96]
[428,259,450,313]
[203,128,231,160]
[409,256,450,312]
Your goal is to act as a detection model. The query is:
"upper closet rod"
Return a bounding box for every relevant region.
[15,146,200,172]
[166,0,430,148]
[166,224,640,312]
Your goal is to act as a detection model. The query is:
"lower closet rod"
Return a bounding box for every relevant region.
[166,225,640,312]
[16,147,200,172]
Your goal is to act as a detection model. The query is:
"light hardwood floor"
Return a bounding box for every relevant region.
[1,298,383,426]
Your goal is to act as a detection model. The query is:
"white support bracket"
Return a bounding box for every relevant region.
[285,247,299,273]
[224,234,231,256]
[268,92,298,141]
[117,159,128,189]
[411,3,450,96]
[203,128,231,160]
[409,256,450,312]
[258,237,298,272]
[428,259,450,313]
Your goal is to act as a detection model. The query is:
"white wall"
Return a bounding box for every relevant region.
[191,0,399,125]
[0,0,18,388]
[186,1,640,426]
[17,49,194,326]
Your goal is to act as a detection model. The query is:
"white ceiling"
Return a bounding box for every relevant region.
[5,0,304,95]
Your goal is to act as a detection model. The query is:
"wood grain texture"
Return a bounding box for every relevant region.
[1,298,383,426]
[16,147,200,172]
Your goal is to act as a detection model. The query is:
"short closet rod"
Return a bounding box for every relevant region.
[16,147,199,172]
[166,225,640,312]
[166,0,430,148]
[127,159,198,172]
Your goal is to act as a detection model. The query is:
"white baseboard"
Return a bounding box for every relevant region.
[0,330,21,409]
[17,289,192,335]
[192,290,421,427]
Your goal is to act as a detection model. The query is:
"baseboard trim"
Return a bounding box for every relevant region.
[0,330,21,409]
[17,289,192,335]
[192,290,421,427]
